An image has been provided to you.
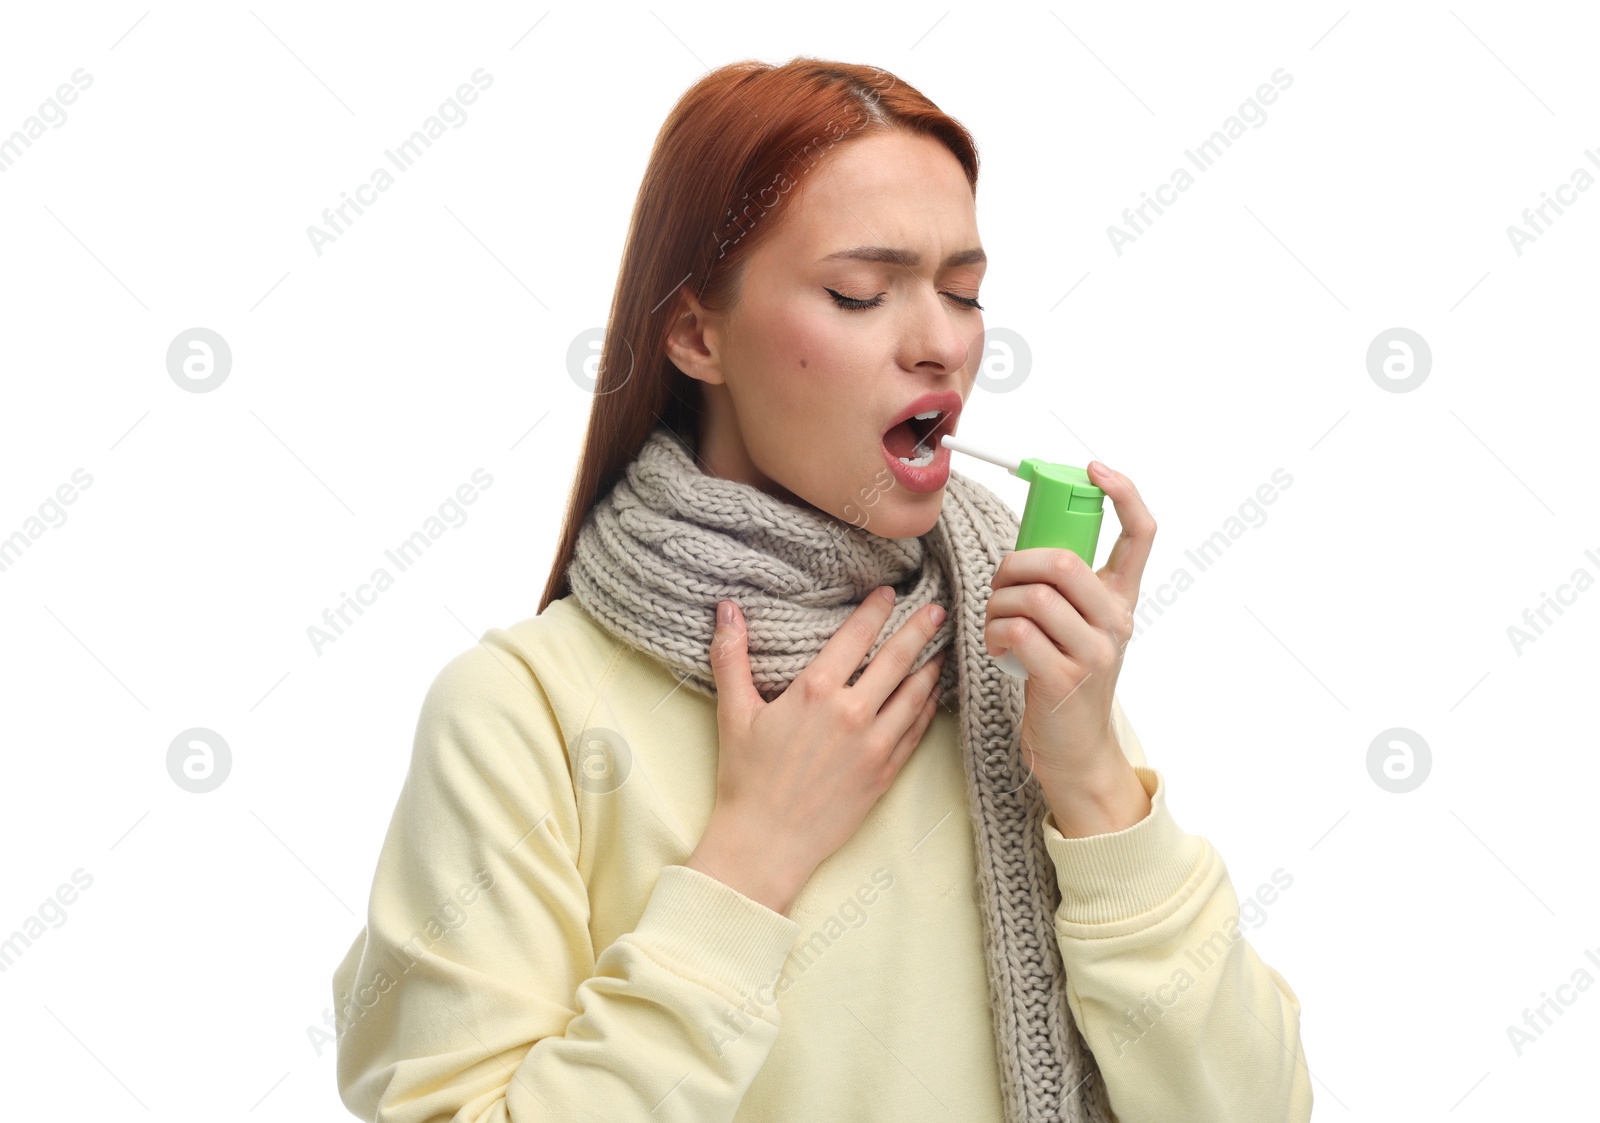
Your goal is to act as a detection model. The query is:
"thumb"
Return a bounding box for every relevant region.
[709,600,760,722]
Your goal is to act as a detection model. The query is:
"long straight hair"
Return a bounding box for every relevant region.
[537,58,980,612]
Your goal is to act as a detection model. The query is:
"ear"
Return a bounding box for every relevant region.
[663,287,725,386]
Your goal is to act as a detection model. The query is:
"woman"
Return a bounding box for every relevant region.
[332,57,1310,1123]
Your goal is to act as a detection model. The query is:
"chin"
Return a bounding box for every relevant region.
[870,495,944,540]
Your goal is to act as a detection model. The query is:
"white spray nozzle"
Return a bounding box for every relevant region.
[940,433,1022,475]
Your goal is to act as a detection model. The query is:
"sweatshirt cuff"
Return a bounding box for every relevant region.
[631,863,802,1008]
[1041,765,1207,926]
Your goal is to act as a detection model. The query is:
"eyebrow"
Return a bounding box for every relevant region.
[817,245,987,269]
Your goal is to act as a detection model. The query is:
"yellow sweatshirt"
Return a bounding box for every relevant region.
[332,594,1312,1122]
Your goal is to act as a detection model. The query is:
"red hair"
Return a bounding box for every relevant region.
[538,57,980,612]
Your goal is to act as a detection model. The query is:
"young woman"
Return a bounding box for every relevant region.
[332,58,1311,1123]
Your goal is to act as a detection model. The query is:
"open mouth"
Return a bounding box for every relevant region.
[883,409,951,466]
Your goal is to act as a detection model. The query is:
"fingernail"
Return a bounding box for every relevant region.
[1091,460,1113,475]
[929,604,946,626]
[717,601,734,628]
[877,585,895,603]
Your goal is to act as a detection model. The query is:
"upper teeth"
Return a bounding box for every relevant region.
[912,410,940,420]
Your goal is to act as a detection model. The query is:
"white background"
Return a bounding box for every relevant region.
[1,2,1595,1119]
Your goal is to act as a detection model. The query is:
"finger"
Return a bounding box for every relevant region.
[883,665,945,775]
[995,612,1090,687]
[985,583,1097,659]
[803,585,898,690]
[1086,462,1155,599]
[708,600,761,722]
[878,651,946,754]
[991,548,1121,632]
[851,599,947,709]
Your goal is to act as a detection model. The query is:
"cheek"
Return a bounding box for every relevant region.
[756,311,865,410]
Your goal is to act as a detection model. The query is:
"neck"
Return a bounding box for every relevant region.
[693,387,804,507]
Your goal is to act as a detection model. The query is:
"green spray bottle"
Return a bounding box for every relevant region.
[940,433,1107,681]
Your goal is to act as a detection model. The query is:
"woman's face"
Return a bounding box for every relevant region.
[667,128,985,541]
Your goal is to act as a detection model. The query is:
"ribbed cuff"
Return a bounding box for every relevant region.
[631,864,802,1005]
[1042,765,1207,926]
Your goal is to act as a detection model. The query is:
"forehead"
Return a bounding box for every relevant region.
[764,130,978,259]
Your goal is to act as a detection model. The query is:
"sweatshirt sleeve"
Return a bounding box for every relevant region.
[331,639,802,1123]
[1041,697,1313,1123]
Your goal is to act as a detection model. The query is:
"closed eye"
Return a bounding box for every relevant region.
[826,288,984,312]
[826,288,883,311]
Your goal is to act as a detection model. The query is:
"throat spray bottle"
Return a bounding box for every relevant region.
[940,433,1107,681]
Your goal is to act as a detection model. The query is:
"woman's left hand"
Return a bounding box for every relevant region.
[984,461,1156,786]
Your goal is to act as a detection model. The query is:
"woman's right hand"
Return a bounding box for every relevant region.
[687,586,948,915]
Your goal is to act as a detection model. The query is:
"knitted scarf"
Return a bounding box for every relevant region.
[566,422,1113,1123]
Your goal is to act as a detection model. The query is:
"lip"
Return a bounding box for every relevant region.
[880,432,952,493]
[881,389,964,437]
[879,389,963,495]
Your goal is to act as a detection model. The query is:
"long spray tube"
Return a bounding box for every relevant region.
[939,433,1020,474]
[939,433,1108,681]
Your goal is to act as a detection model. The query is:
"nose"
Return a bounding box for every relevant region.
[902,286,978,378]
